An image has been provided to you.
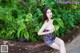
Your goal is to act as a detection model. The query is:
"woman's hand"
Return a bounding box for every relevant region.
[49,29,54,33]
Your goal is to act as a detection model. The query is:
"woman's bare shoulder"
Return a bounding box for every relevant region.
[44,20,47,24]
[42,20,48,27]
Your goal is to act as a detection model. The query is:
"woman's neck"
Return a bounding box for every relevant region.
[48,18,51,22]
[45,19,51,22]
[49,18,51,21]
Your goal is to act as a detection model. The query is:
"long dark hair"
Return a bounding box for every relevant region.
[41,7,49,23]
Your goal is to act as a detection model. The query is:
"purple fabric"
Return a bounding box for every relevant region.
[43,29,56,46]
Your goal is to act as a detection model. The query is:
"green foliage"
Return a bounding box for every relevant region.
[0,0,80,42]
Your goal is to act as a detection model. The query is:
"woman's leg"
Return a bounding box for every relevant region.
[55,37,66,53]
[49,42,60,50]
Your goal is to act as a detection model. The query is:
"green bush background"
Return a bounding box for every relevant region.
[0,0,80,42]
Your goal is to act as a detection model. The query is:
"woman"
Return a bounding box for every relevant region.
[37,7,66,53]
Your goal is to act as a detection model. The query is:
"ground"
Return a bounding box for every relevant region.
[66,33,80,53]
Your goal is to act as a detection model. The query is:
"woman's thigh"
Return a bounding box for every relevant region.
[54,37,65,46]
[49,42,60,50]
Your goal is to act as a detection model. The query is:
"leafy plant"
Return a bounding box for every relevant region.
[0,0,80,42]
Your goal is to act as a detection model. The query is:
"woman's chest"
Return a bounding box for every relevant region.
[45,23,54,30]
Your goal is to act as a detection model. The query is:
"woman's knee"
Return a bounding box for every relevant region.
[56,37,65,46]
[59,39,65,46]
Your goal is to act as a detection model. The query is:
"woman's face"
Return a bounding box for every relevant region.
[46,9,52,19]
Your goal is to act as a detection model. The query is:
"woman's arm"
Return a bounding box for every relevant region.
[37,21,53,36]
[38,30,53,35]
